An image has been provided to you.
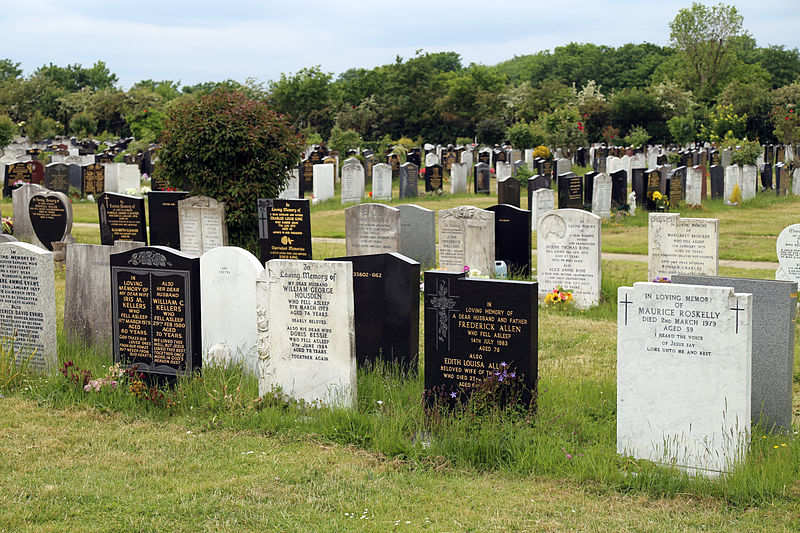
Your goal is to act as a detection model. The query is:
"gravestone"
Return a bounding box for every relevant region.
[148,191,189,249]
[529,188,555,232]
[28,191,72,251]
[98,192,147,246]
[425,164,444,193]
[648,213,718,280]
[371,163,392,201]
[610,169,626,208]
[257,198,312,263]
[64,241,144,346]
[741,164,757,200]
[496,161,512,180]
[298,159,314,197]
[398,162,419,199]
[312,163,335,202]
[438,206,495,274]
[487,204,531,276]
[256,260,356,407]
[4,161,34,196]
[398,204,436,268]
[557,173,583,209]
[424,270,537,407]
[150,171,170,192]
[474,163,490,195]
[44,163,70,194]
[667,167,685,205]
[724,165,741,205]
[721,148,732,168]
[177,196,228,256]
[425,152,439,167]
[775,163,790,196]
[497,176,520,207]
[761,162,773,191]
[591,173,612,219]
[67,163,82,192]
[685,166,703,206]
[340,157,365,204]
[674,275,796,433]
[278,168,300,200]
[344,203,400,256]
[0,242,57,372]
[537,209,601,308]
[617,282,752,475]
[111,246,201,381]
[450,162,467,194]
[556,157,571,177]
[82,163,105,197]
[12,183,47,246]
[644,169,662,210]
[326,253,420,370]
[631,168,645,205]
[200,246,263,375]
[709,165,724,199]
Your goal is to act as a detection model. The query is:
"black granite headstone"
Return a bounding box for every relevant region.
[667,167,685,205]
[4,162,33,196]
[557,172,583,209]
[67,164,82,192]
[423,271,537,408]
[474,162,490,194]
[760,163,773,191]
[148,191,189,249]
[425,164,443,193]
[111,246,201,382]
[609,169,627,208]
[487,204,531,277]
[28,193,68,251]
[497,177,520,207]
[583,171,598,206]
[257,198,312,264]
[398,162,419,198]
[98,192,147,245]
[326,253,419,370]
[645,168,662,210]
[528,174,550,192]
[44,163,70,194]
[709,165,724,199]
[775,163,789,196]
[82,164,105,196]
[631,168,645,206]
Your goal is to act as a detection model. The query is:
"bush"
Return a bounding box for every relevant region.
[327,126,362,157]
[532,145,551,159]
[726,136,761,166]
[69,111,97,137]
[155,88,303,254]
[26,110,58,142]
[506,121,545,150]
[623,126,650,149]
[456,136,474,147]
[699,103,746,143]
[667,115,695,146]
[0,115,16,148]
[476,117,506,145]
[126,109,166,143]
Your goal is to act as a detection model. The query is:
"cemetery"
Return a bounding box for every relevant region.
[3,4,800,529]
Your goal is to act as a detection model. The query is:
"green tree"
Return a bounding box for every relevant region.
[667,115,696,145]
[327,125,362,156]
[771,82,800,144]
[537,105,586,157]
[34,61,117,92]
[0,115,16,147]
[268,66,333,132]
[156,88,303,253]
[506,121,544,150]
[0,59,22,82]
[668,2,746,101]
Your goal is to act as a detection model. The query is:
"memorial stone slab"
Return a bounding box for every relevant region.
[438,206,495,274]
[425,164,444,193]
[257,198,312,264]
[28,191,72,251]
[4,161,34,196]
[761,163,773,191]
[148,191,189,249]
[200,246,263,375]
[344,203,400,256]
[312,163,335,202]
[98,192,147,246]
[776,163,790,196]
[256,259,356,407]
[327,253,420,370]
[557,173,583,209]
[424,271,537,407]
[537,209,601,308]
[425,152,439,167]
[530,188,555,232]
[610,169,627,208]
[685,166,703,206]
[724,165,741,205]
[591,173,612,219]
[709,165,724,199]
[12,183,47,247]
[497,176,520,207]
[0,242,56,372]
[398,204,436,268]
[496,161,512,180]
[673,275,796,433]
[340,157,365,204]
[82,163,105,197]
[473,163,490,195]
[617,282,752,474]
[398,162,419,199]
[793,168,800,196]
[583,170,597,205]
[450,162,467,194]
[278,168,301,200]
[44,163,70,194]
[741,164,757,200]
[177,196,228,256]
[371,163,392,201]
[648,213,718,280]
[111,246,201,381]
[487,204,531,276]
[64,241,144,346]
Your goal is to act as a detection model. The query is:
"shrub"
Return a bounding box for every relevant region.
[476,117,506,145]
[727,137,761,166]
[327,126,362,156]
[456,136,474,147]
[69,111,97,137]
[155,88,303,254]
[699,103,746,143]
[532,145,551,159]
[126,108,166,143]
[667,115,695,146]
[0,115,17,148]
[26,110,58,141]
[623,126,650,149]
[506,121,545,150]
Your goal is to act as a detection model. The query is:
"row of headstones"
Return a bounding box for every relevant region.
[3,161,142,197]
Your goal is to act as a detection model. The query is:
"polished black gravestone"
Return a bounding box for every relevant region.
[528,174,550,192]
[775,163,788,196]
[257,198,312,264]
[67,163,82,192]
[557,173,583,209]
[150,173,171,192]
[668,166,685,205]
[326,253,419,370]
[424,271,537,408]
[425,164,443,193]
[474,162,490,194]
[44,163,70,194]
[98,192,147,245]
[709,165,724,199]
[760,163,773,191]
[82,163,105,196]
[644,168,662,210]
[298,158,314,197]
[148,191,189,249]
[29,192,70,251]
[583,170,597,206]
[4,162,33,196]
[487,204,531,276]
[610,169,627,208]
[111,246,201,381]
[631,168,645,205]
[497,177,520,207]
[398,162,419,199]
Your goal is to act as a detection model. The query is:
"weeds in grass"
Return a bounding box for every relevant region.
[0,338,34,391]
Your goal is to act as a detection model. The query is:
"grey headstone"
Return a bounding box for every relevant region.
[398,204,436,268]
[12,183,48,248]
[344,203,400,256]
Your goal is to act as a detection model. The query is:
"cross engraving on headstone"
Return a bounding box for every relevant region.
[730,299,744,334]
[427,278,458,350]
[620,293,632,325]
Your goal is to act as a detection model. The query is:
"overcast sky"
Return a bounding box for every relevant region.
[4,0,800,89]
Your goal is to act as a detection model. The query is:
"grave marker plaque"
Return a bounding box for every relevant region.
[398,162,418,199]
[148,191,190,249]
[257,198,312,263]
[487,204,531,276]
[474,163,490,195]
[344,203,400,256]
[98,192,147,245]
[425,164,443,193]
[82,163,105,196]
[398,204,436,268]
[28,192,72,251]
[177,196,228,256]
[557,173,583,209]
[44,163,70,194]
[4,162,33,196]
[111,246,201,380]
[438,206,495,274]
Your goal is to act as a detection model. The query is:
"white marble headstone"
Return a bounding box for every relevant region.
[530,188,555,232]
[438,206,495,274]
[450,162,467,194]
[685,166,703,207]
[537,209,601,308]
[340,157,365,205]
[648,213,718,281]
[312,163,335,203]
[496,161,512,180]
[344,203,400,256]
[740,164,757,201]
[724,165,740,205]
[591,173,612,220]
[371,163,392,201]
[177,196,228,257]
[278,168,300,199]
[425,153,439,167]
[617,282,752,475]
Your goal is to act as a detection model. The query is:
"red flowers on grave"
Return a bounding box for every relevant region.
[367,191,373,197]
[490,168,495,174]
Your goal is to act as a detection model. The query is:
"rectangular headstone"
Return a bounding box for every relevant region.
[438,206,495,274]
[98,192,147,246]
[0,242,56,372]
[557,173,583,209]
[398,162,418,199]
[340,157,365,204]
[591,173,612,219]
[257,198,312,264]
[530,188,554,232]
[497,177,520,207]
[537,209,601,308]
[617,282,752,474]
[740,164,757,200]
[424,271,537,407]
[111,246,201,381]
[685,166,703,206]
[371,163,392,201]
[673,275,796,433]
[487,204,531,276]
[148,191,189,249]
[424,164,444,193]
[326,253,420,370]
[648,213,718,280]
[177,196,228,257]
[257,259,356,407]
[44,163,70,194]
[450,162,467,194]
[312,163,335,202]
[344,203,400,256]
[398,204,436,268]
[473,163,490,195]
